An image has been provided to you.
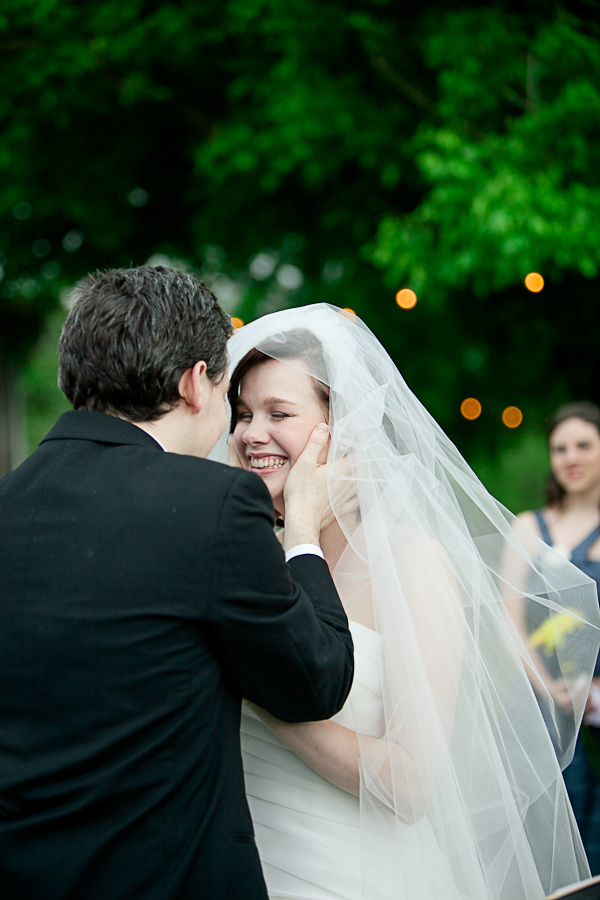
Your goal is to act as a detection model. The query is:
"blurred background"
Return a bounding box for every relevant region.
[2,0,600,511]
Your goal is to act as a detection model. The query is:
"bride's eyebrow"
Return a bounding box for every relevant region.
[236,396,297,408]
[264,397,298,407]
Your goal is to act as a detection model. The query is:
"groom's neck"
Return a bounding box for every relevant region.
[129,406,198,457]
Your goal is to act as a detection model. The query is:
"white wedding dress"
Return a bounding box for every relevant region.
[241,620,462,900]
[226,303,600,899]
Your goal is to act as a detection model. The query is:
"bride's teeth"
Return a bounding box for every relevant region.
[250,457,285,469]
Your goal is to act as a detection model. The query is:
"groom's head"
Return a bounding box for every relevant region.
[58,266,232,422]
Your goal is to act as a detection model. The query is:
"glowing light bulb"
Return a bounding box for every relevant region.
[395,289,417,309]
[502,406,523,428]
[524,273,544,293]
[460,398,482,420]
[230,317,244,330]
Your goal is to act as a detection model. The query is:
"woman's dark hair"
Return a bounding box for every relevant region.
[545,401,600,507]
[58,266,232,422]
[228,330,330,433]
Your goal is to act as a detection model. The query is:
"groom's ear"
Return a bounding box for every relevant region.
[178,361,207,414]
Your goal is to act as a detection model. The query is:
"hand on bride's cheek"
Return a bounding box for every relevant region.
[231,358,327,516]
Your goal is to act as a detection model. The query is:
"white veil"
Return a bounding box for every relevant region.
[219,302,600,899]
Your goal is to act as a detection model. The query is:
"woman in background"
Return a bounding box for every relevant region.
[517,402,600,875]
[218,305,600,899]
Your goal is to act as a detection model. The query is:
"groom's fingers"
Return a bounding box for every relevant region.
[297,423,330,467]
[284,423,330,491]
[330,475,359,517]
[283,425,334,549]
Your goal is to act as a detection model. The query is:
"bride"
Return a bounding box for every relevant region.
[217,303,600,900]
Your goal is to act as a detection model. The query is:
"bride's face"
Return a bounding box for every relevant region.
[233,358,326,515]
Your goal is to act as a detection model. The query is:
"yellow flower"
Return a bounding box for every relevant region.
[529,609,583,654]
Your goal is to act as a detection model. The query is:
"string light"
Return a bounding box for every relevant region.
[395,289,417,309]
[341,307,357,319]
[460,398,482,420]
[502,406,523,428]
[230,317,244,330]
[524,273,544,293]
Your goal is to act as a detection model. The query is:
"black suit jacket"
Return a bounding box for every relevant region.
[0,411,353,900]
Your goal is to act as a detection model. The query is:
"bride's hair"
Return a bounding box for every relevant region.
[227,329,330,432]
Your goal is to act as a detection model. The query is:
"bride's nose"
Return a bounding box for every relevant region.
[242,417,270,445]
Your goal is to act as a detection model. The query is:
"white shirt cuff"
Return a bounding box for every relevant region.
[285,544,325,563]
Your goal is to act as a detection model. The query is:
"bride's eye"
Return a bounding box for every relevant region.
[271,412,290,420]
[236,411,252,422]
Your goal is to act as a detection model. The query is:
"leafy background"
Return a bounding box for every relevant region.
[3,0,600,512]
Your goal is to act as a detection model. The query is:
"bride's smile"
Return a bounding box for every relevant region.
[248,454,287,470]
[233,357,327,514]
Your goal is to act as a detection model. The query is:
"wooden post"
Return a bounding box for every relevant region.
[0,341,27,479]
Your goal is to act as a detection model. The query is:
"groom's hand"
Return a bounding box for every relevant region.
[320,453,359,532]
[283,423,331,553]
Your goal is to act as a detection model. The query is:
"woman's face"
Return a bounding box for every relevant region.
[232,358,326,515]
[549,417,600,496]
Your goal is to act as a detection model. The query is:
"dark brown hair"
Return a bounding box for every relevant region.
[545,401,600,508]
[227,331,330,433]
[59,266,232,422]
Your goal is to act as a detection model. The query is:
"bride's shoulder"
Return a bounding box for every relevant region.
[388,523,451,568]
[386,524,464,621]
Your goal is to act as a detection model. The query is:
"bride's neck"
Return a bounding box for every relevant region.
[320,519,348,571]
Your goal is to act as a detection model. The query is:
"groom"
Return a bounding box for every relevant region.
[0,266,354,900]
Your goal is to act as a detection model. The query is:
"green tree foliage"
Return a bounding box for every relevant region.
[2,0,600,504]
[372,10,600,297]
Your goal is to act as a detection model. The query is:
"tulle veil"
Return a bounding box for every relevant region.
[215,302,600,899]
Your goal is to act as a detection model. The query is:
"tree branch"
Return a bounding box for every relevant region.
[369,55,433,110]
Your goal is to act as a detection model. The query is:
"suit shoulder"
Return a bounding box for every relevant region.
[163,459,276,536]
[218,464,274,511]
[149,454,272,505]
[148,453,235,489]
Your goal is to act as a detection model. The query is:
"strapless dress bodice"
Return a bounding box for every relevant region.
[241,621,461,900]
